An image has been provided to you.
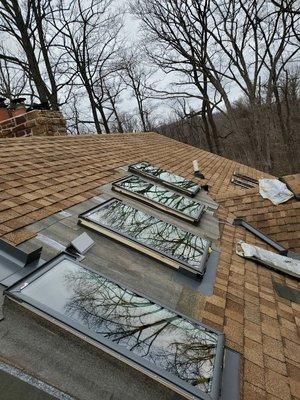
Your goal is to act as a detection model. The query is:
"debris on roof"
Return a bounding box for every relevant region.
[281,173,300,200]
[259,178,294,205]
[231,171,258,189]
[236,241,300,279]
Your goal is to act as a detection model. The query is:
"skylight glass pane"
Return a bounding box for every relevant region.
[113,176,204,222]
[129,162,200,196]
[20,258,220,395]
[80,199,210,275]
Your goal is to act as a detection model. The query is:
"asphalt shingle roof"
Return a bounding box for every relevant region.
[0,132,299,400]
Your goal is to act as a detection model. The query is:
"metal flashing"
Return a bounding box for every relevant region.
[36,234,66,252]
[233,218,286,252]
[278,250,300,261]
[36,232,94,260]
[273,281,300,304]
[221,348,240,400]
[57,211,73,219]
[172,249,220,296]
[0,362,74,400]
[0,238,42,284]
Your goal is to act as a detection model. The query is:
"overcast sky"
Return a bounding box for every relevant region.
[119,2,242,119]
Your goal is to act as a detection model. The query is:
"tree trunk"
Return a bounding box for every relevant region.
[10,0,53,107]
[31,0,59,110]
[97,104,110,133]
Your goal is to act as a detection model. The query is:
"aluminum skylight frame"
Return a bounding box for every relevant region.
[78,198,211,277]
[128,161,200,197]
[6,252,225,400]
[112,175,205,224]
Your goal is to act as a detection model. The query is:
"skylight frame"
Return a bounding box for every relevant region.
[112,175,205,224]
[128,161,200,197]
[78,198,211,277]
[6,252,225,400]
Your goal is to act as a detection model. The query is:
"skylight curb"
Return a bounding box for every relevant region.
[5,252,227,400]
[78,198,211,277]
[112,175,205,224]
[129,161,200,197]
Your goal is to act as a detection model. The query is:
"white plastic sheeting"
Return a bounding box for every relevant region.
[259,178,294,205]
[236,241,300,279]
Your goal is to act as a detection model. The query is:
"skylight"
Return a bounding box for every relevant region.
[112,175,205,223]
[129,162,200,196]
[8,254,224,400]
[78,198,211,277]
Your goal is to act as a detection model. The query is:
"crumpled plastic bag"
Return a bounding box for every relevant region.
[259,178,294,205]
[236,241,300,279]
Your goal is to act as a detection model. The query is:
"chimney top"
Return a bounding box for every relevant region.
[10,97,26,104]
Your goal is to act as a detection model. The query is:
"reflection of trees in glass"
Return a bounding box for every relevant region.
[64,265,217,393]
[131,162,199,194]
[89,200,209,270]
[115,176,203,219]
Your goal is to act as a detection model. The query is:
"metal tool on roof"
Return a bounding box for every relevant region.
[233,218,286,252]
[231,177,256,189]
[0,232,94,286]
[231,172,258,189]
[234,218,299,261]
[234,172,258,185]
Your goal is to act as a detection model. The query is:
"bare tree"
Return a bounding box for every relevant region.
[208,0,300,168]
[103,76,125,133]
[118,50,156,132]
[51,0,125,134]
[0,57,29,100]
[131,0,224,151]
[132,0,300,169]
[0,0,68,108]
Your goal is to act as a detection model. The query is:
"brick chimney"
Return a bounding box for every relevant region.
[0,110,68,138]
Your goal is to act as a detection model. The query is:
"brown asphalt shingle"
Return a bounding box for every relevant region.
[0,132,299,400]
